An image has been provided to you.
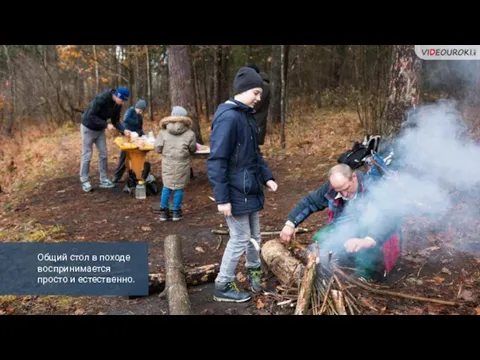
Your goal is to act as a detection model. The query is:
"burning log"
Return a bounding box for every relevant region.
[164,234,191,315]
[261,239,304,286]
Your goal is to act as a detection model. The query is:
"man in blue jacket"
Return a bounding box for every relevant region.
[112,99,146,184]
[79,87,131,192]
[280,164,402,282]
[207,66,278,302]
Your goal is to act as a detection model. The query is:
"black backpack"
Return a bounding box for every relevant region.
[124,162,159,197]
[337,135,380,169]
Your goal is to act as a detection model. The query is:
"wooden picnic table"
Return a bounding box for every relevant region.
[114,137,154,180]
[115,137,210,181]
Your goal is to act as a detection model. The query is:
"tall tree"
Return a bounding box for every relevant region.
[167,45,203,144]
[145,45,153,121]
[269,45,290,125]
[383,45,422,137]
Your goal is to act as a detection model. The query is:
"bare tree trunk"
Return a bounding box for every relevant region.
[195,60,205,120]
[220,45,231,103]
[43,45,48,89]
[280,45,286,149]
[213,45,221,109]
[191,55,202,120]
[167,45,203,144]
[383,45,422,137]
[270,45,282,124]
[3,45,16,135]
[202,55,210,119]
[93,45,99,93]
[145,45,153,121]
[270,45,289,125]
[134,46,139,100]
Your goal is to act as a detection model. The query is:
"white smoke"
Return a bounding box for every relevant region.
[318,99,480,259]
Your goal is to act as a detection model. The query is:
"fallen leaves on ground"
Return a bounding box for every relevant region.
[417,246,441,257]
[256,298,265,309]
[458,289,476,302]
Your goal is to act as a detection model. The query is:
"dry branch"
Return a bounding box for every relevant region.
[332,264,458,306]
[211,228,309,236]
[294,253,317,315]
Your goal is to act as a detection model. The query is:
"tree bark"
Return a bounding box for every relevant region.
[167,45,203,144]
[261,239,304,286]
[164,234,191,315]
[383,45,422,137]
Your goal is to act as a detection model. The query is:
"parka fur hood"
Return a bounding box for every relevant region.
[160,115,193,135]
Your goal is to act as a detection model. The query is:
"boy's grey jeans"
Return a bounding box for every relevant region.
[79,124,109,183]
[215,211,261,287]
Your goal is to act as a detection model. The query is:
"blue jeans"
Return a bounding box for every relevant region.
[160,186,184,210]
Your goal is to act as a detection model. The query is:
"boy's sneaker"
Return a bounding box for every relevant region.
[172,209,184,221]
[247,267,263,293]
[213,282,251,303]
[159,208,170,221]
[99,179,115,188]
[82,181,93,192]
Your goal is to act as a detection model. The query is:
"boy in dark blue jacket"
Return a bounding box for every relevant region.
[207,66,278,303]
[112,99,146,184]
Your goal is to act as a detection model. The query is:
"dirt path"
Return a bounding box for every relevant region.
[1,152,479,315]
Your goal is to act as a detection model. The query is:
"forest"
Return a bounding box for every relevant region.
[0,45,479,315]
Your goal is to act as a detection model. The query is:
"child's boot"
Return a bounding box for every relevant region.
[172,209,184,221]
[159,208,170,221]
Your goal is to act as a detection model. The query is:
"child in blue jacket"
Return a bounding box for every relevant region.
[112,99,146,183]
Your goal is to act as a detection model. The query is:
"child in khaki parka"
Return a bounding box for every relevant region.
[154,106,197,221]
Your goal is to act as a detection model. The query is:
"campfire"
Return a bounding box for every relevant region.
[260,239,459,315]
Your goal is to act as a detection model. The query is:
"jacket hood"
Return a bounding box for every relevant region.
[160,115,192,135]
[211,99,255,126]
[217,99,254,114]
